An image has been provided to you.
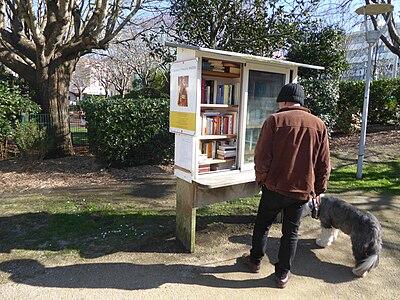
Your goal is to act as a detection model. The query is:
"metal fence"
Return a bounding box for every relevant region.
[69,111,88,145]
[24,113,88,145]
[21,113,52,131]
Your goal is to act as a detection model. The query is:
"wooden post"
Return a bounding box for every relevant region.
[176,178,196,252]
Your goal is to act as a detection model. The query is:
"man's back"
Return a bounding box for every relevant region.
[248,83,331,288]
[254,106,330,200]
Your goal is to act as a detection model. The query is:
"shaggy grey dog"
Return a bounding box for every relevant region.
[311,196,382,277]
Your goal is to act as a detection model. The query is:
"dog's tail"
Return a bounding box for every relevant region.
[352,220,382,277]
[352,254,379,277]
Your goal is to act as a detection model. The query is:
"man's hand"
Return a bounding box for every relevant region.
[308,195,322,219]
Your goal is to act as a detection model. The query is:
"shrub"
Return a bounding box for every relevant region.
[336,80,364,134]
[338,79,400,133]
[302,78,340,133]
[0,82,40,140]
[287,26,348,134]
[369,79,400,124]
[13,120,48,159]
[0,82,40,158]
[82,96,173,166]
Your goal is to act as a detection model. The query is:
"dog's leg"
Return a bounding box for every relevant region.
[333,229,339,242]
[316,227,337,247]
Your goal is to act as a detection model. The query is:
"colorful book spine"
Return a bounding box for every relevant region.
[216,85,224,104]
[201,112,238,135]
[224,85,230,104]
[206,80,214,104]
[201,80,206,104]
[231,85,235,105]
[198,164,211,173]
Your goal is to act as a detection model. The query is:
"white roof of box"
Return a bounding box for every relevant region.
[165,42,325,70]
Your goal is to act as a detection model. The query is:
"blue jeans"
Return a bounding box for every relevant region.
[250,186,306,276]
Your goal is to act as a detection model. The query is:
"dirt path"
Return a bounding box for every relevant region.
[0,193,399,299]
[0,130,399,299]
[1,130,398,194]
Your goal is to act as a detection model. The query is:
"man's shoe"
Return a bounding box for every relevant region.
[275,271,291,288]
[238,254,261,273]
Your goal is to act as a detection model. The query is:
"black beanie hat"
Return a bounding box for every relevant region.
[276,83,305,106]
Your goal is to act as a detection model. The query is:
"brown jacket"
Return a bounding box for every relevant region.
[254,106,331,201]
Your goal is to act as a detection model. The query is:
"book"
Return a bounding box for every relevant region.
[198,164,211,174]
[227,67,240,74]
[206,142,213,158]
[230,85,235,105]
[203,141,217,158]
[218,145,236,151]
[201,112,238,135]
[205,80,214,104]
[224,85,230,104]
[223,62,240,67]
[213,117,221,135]
[210,160,235,171]
[217,150,236,158]
[216,85,224,104]
[231,113,237,134]
[201,80,206,104]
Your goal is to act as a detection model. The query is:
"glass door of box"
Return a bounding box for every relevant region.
[244,70,286,164]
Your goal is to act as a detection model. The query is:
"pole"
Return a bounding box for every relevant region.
[356,42,374,179]
[357,13,374,180]
[393,55,399,78]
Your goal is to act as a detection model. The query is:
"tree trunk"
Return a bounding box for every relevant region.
[36,61,76,157]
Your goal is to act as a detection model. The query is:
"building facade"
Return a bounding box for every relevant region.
[343,23,400,80]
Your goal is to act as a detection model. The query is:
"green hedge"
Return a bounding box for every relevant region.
[81,96,174,166]
[338,79,400,133]
[0,82,40,140]
[302,78,339,133]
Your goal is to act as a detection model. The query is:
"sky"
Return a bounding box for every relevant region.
[301,0,396,32]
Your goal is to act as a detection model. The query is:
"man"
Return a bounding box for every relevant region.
[244,83,331,288]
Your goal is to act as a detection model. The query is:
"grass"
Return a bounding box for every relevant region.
[71,131,88,145]
[198,197,259,216]
[0,190,260,258]
[328,159,400,196]
[0,194,175,258]
[1,156,398,259]
[70,126,87,133]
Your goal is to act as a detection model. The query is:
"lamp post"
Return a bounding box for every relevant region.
[355,3,393,179]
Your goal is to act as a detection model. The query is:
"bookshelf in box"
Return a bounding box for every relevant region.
[167,42,324,253]
[198,58,242,175]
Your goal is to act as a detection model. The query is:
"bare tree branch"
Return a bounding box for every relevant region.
[367,0,400,57]
[0,47,36,83]
[0,29,36,62]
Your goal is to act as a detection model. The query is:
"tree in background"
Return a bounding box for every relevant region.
[367,0,399,58]
[315,0,399,58]
[105,54,135,97]
[286,25,349,131]
[90,57,114,97]
[169,0,319,56]
[70,57,92,101]
[0,0,158,157]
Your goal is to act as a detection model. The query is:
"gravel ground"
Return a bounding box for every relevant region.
[0,193,399,299]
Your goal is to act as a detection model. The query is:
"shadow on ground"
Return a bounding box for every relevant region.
[0,212,254,258]
[0,238,356,290]
[1,193,398,258]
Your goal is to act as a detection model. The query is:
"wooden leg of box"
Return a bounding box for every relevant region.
[176,178,196,253]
